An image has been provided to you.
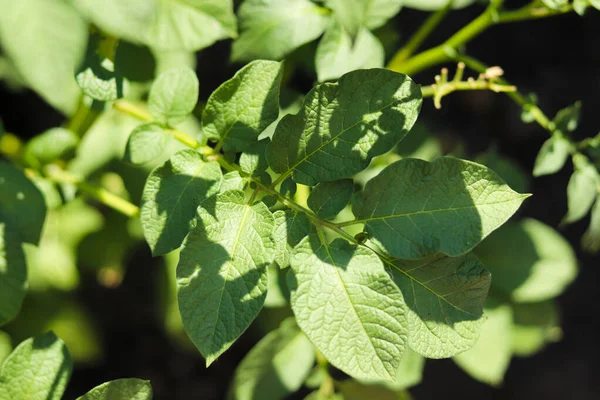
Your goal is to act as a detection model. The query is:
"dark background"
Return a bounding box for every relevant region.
[1,1,599,399]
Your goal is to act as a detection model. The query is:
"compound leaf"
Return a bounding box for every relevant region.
[353,157,529,259]
[141,150,222,256]
[474,218,577,303]
[271,210,312,269]
[177,191,275,365]
[232,0,330,62]
[288,235,408,381]
[307,179,354,220]
[124,123,170,165]
[203,60,283,152]
[532,135,571,177]
[0,222,27,326]
[76,378,153,400]
[148,68,199,126]
[229,318,314,400]
[389,253,490,358]
[453,303,513,387]
[0,0,87,113]
[0,161,47,244]
[0,332,72,400]
[267,69,421,186]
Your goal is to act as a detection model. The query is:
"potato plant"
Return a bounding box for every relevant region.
[0,0,597,399]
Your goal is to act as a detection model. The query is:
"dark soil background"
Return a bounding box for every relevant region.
[1,1,599,399]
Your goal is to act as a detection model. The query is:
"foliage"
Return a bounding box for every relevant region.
[0,0,597,398]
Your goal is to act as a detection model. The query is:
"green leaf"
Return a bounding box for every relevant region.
[315,20,384,82]
[271,210,312,269]
[288,235,408,381]
[475,218,577,302]
[582,196,600,252]
[0,222,27,326]
[402,0,476,10]
[73,0,236,52]
[389,253,490,358]
[76,34,124,101]
[0,161,47,244]
[148,68,199,126]
[532,135,571,177]
[267,69,422,186]
[114,41,156,83]
[229,318,314,400]
[0,332,10,365]
[76,378,153,400]
[264,263,289,307]
[280,178,297,198]
[0,0,87,113]
[141,150,222,256]
[563,155,599,224]
[453,302,513,387]
[203,61,283,152]
[552,101,581,134]
[307,179,354,220]
[475,151,529,194]
[542,0,570,10]
[124,123,171,165]
[23,128,79,168]
[324,0,402,36]
[0,332,72,400]
[511,301,560,357]
[177,190,275,365]
[232,0,330,62]
[353,157,529,259]
[220,171,246,193]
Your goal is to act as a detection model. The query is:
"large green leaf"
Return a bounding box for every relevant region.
[563,155,599,224]
[324,0,402,36]
[353,157,529,259]
[474,218,577,303]
[203,61,283,152]
[232,0,330,62]
[73,0,236,51]
[389,253,490,358]
[307,179,354,220]
[0,332,72,400]
[532,135,571,177]
[453,303,513,386]
[0,222,27,326]
[229,318,314,400]
[148,68,199,126]
[315,20,384,82]
[76,378,153,400]
[0,0,87,113]
[177,191,275,365]
[288,235,408,381]
[141,150,222,256]
[0,161,47,244]
[267,69,422,186]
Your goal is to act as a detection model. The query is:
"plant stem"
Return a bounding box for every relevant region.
[388,0,453,67]
[388,0,573,76]
[67,96,101,136]
[45,165,140,217]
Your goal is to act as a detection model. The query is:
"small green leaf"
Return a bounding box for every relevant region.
[315,20,384,82]
[563,155,599,224]
[0,0,87,113]
[240,140,270,176]
[511,301,560,357]
[76,378,153,400]
[220,171,246,193]
[324,0,402,36]
[474,218,577,303]
[288,235,408,381]
[148,68,199,126]
[552,101,581,134]
[353,157,529,259]
[0,332,72,400]
[177,191,275,365]
[232,0,330,61]
[124,123,170,165]
[542,0,570,10]
[532,136,571,177]
[267,69,422,186]
[114,41,156,82]
[453,302,513,387]
[272,210,312,269]
[582,197,600,252]
[203,60,283,152]
[280,178,297,198]
[0,222,27,326]
[141,150,222,256]
[229,318,314,400]
[307,179,354,220]
[389,253,490,358]
[23,128,79,168]
[0,161,47,244]
[76,34,124,101]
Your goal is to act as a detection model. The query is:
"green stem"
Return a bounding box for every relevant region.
[388,0,453,67]
[66,96,101,136]
[45,165,140,217]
